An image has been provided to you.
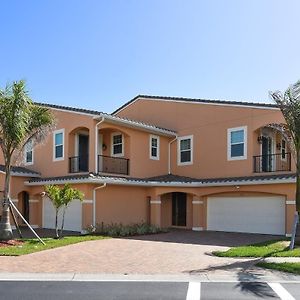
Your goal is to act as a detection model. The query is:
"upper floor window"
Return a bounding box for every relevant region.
[24,139,33,165]
[281,139,287,160]
[227,126,247,160]
[53,129,64,161]
[150,135,160,160]
[111,133,124,157]
[177,135,193,166]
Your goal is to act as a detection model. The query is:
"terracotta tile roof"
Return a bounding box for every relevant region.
[26,172,295,186]
[35,102,176,136]
[112,94,278,114]
[0,165,40,177]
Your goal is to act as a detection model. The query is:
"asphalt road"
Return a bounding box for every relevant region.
[0,281,298,300]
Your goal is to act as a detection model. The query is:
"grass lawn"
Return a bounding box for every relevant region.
[0,235,107,256]
[213,239,300,258]
[257,262,300,275]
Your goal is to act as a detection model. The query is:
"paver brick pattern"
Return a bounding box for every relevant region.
[0,230,280,274]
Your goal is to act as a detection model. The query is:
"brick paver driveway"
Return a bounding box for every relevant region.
[0,230,278,275]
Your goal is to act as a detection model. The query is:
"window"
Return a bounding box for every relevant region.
[53,129,64,161]
[111,133,124,156]
[281,139,286,160]
[150,135,160,160]
[227,126,247,160]
[177,135,193,165]
[24,140,33,165]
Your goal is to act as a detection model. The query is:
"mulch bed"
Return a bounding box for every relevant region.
[0,240,24,248]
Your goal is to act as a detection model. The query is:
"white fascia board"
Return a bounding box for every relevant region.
[24,176,296,187]
[94,115,176,137]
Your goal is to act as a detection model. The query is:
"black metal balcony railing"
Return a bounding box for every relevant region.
[69,155,89,173]
[253,153,291,173]
[98,155,129,175]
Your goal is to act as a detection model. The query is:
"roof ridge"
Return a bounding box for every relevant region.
[112,94,278,114]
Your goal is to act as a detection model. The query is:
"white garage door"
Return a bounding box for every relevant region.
[43,197,82,232]
[207,196,285,235]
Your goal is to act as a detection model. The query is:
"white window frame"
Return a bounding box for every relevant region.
[177,135,193,166]
[281,139,287,161]
[24,139,34,165]
[227,126,247,161]
[53,129,65,161]
[111,132,124,157]
[149,135,160,160]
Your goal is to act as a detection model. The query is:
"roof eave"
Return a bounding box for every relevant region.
[25,176,296,187]
[94,115,177,137]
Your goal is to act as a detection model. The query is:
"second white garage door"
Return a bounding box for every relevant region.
[43,197,82,232]
[207,196,285,235]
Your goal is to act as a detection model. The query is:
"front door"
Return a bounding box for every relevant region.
[78,134,89,172]
[172,192,187,226]
[22,191,30,223]
[261,136,273,172]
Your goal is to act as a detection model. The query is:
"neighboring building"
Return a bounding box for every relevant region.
[0,95,296,236]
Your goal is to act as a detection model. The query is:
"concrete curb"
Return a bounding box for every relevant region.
[0,272,299,283]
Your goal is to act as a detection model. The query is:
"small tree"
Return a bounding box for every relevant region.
[60,184,83,237]
[45,184,83,238]
[0,80,54,240]
[45,185,63,239]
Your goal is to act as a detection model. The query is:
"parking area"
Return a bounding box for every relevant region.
[0,230,280,275]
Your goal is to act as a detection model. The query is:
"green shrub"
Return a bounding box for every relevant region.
[86,222,166,237]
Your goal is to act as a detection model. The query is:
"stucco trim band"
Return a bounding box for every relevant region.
[286,200,296,205]
[192,200,203,205]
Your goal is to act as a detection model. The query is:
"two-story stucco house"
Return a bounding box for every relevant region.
[0,95,296,236]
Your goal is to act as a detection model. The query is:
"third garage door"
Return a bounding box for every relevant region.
[207,195,285,235]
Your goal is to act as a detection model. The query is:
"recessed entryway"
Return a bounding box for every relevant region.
[172,192,187,227]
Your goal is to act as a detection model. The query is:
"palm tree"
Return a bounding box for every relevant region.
[269,80,300,213]
[0,80,54,240]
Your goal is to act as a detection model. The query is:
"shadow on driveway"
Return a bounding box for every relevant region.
[125,229,280,247]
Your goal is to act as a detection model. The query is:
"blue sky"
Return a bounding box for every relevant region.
[1,0,299,113]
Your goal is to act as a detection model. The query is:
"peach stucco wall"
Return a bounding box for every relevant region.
[95,185,149,225]
[16,108,171,178]
[116,97,295,178]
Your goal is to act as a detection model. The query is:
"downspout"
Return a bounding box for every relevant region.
[95,117,105,173]
[93,183,107,227]
[168,135,178,174]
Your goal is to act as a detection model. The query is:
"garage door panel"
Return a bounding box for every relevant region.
[207,196,285,235]
[43,197,82,232]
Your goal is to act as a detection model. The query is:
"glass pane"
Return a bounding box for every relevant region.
[231,130,244,144]
[26,151,32,163]
[231,143,244,157]
[180,150,191,163]
[113,144,122,154]
[180,139,191,151]
[113,134,122,145]
[55,133,63,145]
[151,147,157,157]
[151,138,158,147]
[55,145,63,158]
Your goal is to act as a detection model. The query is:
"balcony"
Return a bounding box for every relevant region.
[69,155,89,173]
[69,155,129,175]
[98,155,129,176]
[253,153,291,173]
